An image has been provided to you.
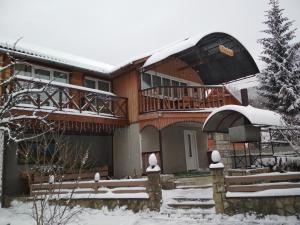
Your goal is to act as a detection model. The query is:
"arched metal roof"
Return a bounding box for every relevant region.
[143,32,259,85]
[202,105,284,133]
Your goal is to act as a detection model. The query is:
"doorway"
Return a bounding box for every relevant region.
[184,130,199,170]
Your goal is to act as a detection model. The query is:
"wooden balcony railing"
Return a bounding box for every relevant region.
[6,75,128,119]
[139,85,230,114]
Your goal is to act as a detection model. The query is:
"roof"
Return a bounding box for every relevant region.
[142,32,259,85]
[0,32,259,84]
[202,105,285,133]
[0,38,114,75]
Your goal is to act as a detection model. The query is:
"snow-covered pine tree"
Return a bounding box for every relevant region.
[257,0,300,120]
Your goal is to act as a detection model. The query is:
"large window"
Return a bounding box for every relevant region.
[141,72,187,90]
[84,77,111,92]
[14,63,68,83]
[14,63,69,106]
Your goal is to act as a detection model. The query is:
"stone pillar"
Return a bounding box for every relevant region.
[209,150,226,214]
[146,153,162,211]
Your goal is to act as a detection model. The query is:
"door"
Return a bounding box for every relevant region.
[184,130,199,170]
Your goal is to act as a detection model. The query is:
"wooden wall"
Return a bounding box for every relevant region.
[112,69,139,123]
[147,57,203,84]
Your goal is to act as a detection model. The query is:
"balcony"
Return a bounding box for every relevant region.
[139,85,233,114]
[8,75,128,120]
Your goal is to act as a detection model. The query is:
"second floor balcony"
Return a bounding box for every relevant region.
[139,85,236,114]
[6,75,128,120]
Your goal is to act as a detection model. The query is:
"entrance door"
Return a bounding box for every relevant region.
[184,130,199,170]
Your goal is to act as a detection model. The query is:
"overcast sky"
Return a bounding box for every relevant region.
[1,0,300,72]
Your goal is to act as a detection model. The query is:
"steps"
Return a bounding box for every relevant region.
[163,175,215,213]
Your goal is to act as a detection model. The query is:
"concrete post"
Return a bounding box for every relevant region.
[146,153,162,211]
[209,150,226,214]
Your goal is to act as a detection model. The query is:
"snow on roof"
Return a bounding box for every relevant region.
[143,34,203,68]
[203,105,285,132]
[0,38,115,74]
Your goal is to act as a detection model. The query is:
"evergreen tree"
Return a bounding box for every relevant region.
[257,0,300,119]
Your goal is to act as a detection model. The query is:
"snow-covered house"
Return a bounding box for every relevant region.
[0,32,259,196]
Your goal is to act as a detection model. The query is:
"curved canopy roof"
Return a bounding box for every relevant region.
[202,105,284,133]
[143,32,259,85]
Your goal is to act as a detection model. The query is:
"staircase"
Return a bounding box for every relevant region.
[161,174,215,218]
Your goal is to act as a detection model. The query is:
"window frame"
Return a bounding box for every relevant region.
[84,76,111,92]
[15,63,70,83]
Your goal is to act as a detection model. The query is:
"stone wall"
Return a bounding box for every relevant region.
[210,161,300,216]
[213,133,233,169]
[225,196,300,216]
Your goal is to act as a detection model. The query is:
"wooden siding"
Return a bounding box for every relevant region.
[113,69,139,123]
[147,57,203,84]
[138,111,210,130]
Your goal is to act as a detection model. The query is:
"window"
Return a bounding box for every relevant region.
[85,79,96,89]
[98,80,110,92]
[141,73,151,89]
[14,64,32,76]
[84,77,111,92]
[140,72,192,98]
[14,63,69,107]
[152,75,161,87]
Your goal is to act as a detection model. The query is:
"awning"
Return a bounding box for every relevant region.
[143,32,259,85]
[202,105,284,133]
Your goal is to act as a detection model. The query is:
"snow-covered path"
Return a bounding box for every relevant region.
[0,187,299,225]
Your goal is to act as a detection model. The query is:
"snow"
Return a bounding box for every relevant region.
[226,187,300,198]
[203,104,285,128]
[0,38,115,74]
[143,33,207,68]
[209,162,224,169]
[146,165,161,172]
[54,192,149,200]
[148,153,158,167]
[0,187,299,225]
[211,150,221,163]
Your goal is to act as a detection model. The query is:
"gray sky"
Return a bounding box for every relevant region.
[1,0,300,71]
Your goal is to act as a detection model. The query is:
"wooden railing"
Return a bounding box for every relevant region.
[139,85,229,113]
[8,75,128,119]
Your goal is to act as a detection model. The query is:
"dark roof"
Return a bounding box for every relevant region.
[143,32,259,85]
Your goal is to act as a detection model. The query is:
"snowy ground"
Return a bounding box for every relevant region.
[0,187,299,225]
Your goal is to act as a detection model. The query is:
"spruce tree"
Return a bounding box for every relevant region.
[257,0,300,119]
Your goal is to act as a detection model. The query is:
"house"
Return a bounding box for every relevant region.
[0,32,259,196]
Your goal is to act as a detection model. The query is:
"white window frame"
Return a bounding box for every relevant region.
[33,65,69,83]
[84,76,111,92]
[141,70,200,90]
[15,63,70,83]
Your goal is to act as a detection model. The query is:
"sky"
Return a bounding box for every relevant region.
[0,0,300,87]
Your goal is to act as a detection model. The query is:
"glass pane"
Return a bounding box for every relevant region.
[141,73,151,89]
[162,78,171,96]
[14,64,32,76]
[84,79,96,89]
[53,71,68,83]
[53,71,68,105]
[172,80,180,98]
[152,75,162,94]
[34,68,50,80]
[180,82,188,96]
[98,81,110,92]
[152,75,161,87]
